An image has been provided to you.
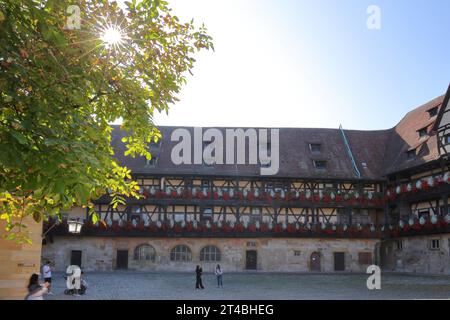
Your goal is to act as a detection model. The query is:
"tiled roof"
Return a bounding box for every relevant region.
[383,95,445,175]
[111,91,448,181]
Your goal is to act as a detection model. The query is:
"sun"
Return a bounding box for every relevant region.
[100,26,123,46]
[100,25,125,48]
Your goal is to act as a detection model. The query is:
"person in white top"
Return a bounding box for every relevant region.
[215,264,223,288]
[42,261,53,294]
[66,265,82,296]
[25,273,49,300]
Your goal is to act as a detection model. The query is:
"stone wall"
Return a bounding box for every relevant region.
[381,233,450,275]
[0,219,43,300]
[42,236,378,273]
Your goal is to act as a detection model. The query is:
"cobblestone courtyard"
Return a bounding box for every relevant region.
[45,272,450,300]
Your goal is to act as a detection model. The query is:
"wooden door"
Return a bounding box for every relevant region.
[70,250,82,267]
[116,250,129,269]
[245,250,257,270]
[334,252,345,271]
[310,252,321,272]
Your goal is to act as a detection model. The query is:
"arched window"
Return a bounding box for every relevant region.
[200,245,221,262]
[134,244,156,262]
[170,245,192,262]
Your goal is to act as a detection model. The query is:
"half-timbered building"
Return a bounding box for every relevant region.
[42,85,450,274]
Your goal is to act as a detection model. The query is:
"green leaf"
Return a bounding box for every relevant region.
[10,131,28,145]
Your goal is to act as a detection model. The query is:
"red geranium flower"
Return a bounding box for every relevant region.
[437,220,448,229]
[412,222,421,231]
[273,224,282,233]
[222,223,232,233]
[137,222,145,231]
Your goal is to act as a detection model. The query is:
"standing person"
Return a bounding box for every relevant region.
[42,260,53,294]
[215,264,223,288]
[195,265,204,290]
[25,273,49,300]
[80,271,88,295]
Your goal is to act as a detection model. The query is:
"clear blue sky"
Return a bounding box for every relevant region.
[151,0,450,130]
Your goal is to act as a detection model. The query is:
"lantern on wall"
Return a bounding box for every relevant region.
[427,177,434,187]
[150,186,156,196]
[305,190,312,199]
[396,186,402,194]
[318,191,324,200]
[229,189,235,198]
[406,183,412,192]
[399,220,404,228]
[68,219,83,234]
[419,216,426,225]
[431,215,438,224]
[342,224,348,231]
[321,222,326,230]
[445,214,450,223]
[444,172,450,183]
[415,180,422,190]
[408,218,414,226]
[254,189,260,198]
[255,221,260,230]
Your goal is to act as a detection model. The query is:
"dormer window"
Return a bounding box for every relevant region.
[150,139,162,148]
[406,149,416,160]
[313,160,327,170]
[261,160,271,168]
[444,134,450,145]
[309,143,322,153]
[417,128,427,138]
[427,107,438,118]
[146,157,158,166]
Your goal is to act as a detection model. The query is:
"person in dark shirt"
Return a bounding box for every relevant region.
[195,265,204,290]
